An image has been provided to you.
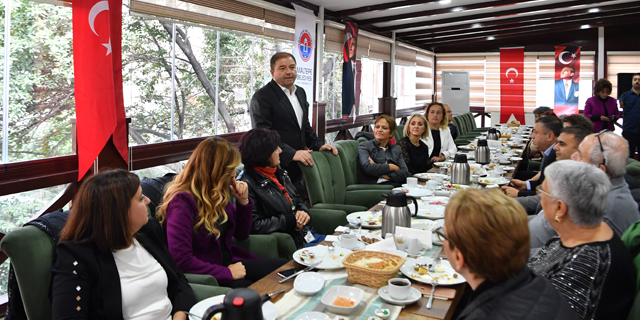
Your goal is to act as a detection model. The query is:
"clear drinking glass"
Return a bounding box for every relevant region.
[471,174,480,188]
[347,218,362,236]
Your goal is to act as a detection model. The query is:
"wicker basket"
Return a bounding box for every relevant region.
[342,251,405,288]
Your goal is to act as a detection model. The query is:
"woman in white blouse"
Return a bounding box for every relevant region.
[423,102,457,162]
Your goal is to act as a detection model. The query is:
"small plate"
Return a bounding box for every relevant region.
[294,272,325,296]
[420,196,449,206]
[433,161,452,167]
[377,286,422,306]
[294,311,331,320]
[509,157,523,161]
[458,145,475,151]
[415,204,445,219]
[442,184,469,191]
[502,166,515,171]
[478,177,510,186]
[346,211,381,229]
[293,246,351,270]
[334,240,366,251]
[414,173,447,181]
[400,258,466,285]
[189,295,278,320]
[394,186,434,197]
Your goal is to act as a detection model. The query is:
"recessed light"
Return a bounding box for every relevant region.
[439,0,451,4]
[452,7,464,12]
[581,24,590,29]
[588,8,600,13]
[471,23,482,28]
[487,36,495,40]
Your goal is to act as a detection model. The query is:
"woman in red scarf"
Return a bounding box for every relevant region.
[238,128,317,249]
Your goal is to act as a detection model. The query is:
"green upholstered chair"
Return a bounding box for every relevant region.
[627,158,640,181]
[393,125,405,142]
[333,140,394,192]
[299,150,389,235]
[0,225,231,320]
[621,221,640,320]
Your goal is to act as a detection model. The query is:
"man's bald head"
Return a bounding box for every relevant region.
[572,132,629,178]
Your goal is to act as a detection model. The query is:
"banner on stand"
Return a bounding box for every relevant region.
[293,4,316,111]
[554,45,581,115]
[342,22,358,124]
[500,47,525,124]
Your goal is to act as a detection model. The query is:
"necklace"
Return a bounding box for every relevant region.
[409,137,420,147]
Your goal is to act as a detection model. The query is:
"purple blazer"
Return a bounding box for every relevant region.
[584,96,620,132]
[164,192,258,286]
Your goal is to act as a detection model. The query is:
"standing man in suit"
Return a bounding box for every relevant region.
[620,73,640,158]
[250,52,338,194]
[554,66,579,107]
[502,116,563,197]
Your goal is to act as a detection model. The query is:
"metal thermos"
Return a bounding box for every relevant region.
[381,190,418,237]
[475,139,491,164]
[487,128,500,140]
[450,154,470,185]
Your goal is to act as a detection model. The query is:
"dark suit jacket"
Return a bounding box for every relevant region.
[518,148,557,197]
[250,80,323,181]
[554,79,579,106]
[51,218,195,320]
[358,139,409,185]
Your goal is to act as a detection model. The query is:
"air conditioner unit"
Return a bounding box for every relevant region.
[441,71,470,115]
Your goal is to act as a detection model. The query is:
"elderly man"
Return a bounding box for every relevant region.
[503,116,562,197]
[441,189,578,320]
[529,132,640,248]
[515,126,591,215]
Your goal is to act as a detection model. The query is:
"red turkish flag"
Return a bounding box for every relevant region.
[500,48,525,124]
[73,0,128,180]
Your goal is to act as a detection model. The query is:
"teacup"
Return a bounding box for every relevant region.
[425,180,438,191]
[406,177,418,187]
[489,170,502,178]
[338,233,358,249]
[388,278,412,300]
[406,237,422,256]
[433,175,445,185]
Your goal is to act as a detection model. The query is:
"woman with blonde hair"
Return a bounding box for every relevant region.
[424,102,457,163]
[157,137,287,288]
[397,113,431,174]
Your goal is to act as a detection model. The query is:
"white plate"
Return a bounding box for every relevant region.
[478,177,510,186]
[400,258,466,285]
[293,246,351,270]
[433,161,452,167]
[502,166,515,171]
[346,211,381,229]
[414,173,447,180]
[420,196,449,206]
[458,145,475,151]
[394,186,434,197]
[294,311,331,320]
[294,272,325,296]
[509,157,523,161]
[442,184,469,191]
[415,204,446,219]
[334,240,365,251]
[377,286,422,306]
[189,295,278,320]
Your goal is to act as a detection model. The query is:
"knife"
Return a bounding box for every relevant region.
[278,261,322,283]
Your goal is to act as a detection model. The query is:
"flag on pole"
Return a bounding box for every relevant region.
[500,47,525,123]
[73,0,128,180]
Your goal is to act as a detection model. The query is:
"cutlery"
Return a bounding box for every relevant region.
[279,260,322,283]
[426,279,438,309]
[184,311,201,319]
[261,289,285,303]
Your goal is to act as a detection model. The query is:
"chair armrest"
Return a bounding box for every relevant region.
[269,232,298,260]
[189,283,232,302]
[184,273,219,286]
[308,208,349,235]
[234,234,279,258]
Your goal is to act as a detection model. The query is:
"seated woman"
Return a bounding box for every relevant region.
[528,160,636,320]
[52,170,195,320]
[157,137,287,288]
[584,78,619,132]
[444,104,458,140]
[358,114,409,187]
[397,113,431,174]
[424,102,457,163]
[237,128,318,249]
[442,189,578,320]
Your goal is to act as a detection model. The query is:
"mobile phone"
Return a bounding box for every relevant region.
[277,267,307,278]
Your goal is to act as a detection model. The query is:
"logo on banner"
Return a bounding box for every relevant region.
[558,51,577,65]
[297,29,313,62]
[505,67,518,83]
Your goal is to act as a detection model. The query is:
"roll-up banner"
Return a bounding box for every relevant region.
[342,22,358,124]
[554,45,581,115]
[293,4,316,110]
[500,47,525,124]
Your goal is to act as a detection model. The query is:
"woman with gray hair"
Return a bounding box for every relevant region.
[528,160,636,320]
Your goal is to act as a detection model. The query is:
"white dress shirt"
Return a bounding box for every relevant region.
[277,83,303,128]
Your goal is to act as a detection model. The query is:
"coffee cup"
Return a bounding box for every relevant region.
[338,233,358,249]
[406,237,421,256]
[425,180,438,191]
[388,278,412,300]
[406,177,418,187]
[494,165,504,174]
[489,170,502,178]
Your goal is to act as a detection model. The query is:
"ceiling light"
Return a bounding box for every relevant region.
[487,36,495,40]
[439,0,451,4]
[452,7,464,12]
[471,23,482,28]
[581,24,590,29]
[588,8,600,13]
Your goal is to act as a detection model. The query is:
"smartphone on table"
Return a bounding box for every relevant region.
[277,266,307,278]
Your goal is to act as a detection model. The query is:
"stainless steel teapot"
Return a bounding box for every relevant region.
[381,190,418,237]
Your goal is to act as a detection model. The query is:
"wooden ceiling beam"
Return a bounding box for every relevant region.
[378,0,604,32]
[358,0,531,26]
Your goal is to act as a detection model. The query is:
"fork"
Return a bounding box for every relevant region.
[426,279,438,309]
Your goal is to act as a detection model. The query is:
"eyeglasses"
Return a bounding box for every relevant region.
[595,129,608,167]
[536,185,558,200]
[435,227,451,244]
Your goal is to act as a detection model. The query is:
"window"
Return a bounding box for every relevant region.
[395,65,416,109]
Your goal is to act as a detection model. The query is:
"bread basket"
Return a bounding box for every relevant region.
[342,251,404,288]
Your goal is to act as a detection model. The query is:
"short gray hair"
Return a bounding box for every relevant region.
[545,160,611,227]
[586,132,628,178]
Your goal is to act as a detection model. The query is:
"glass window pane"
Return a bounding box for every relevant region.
[395,65,416,109]
[5,1,74,163]
[321,52,343,120]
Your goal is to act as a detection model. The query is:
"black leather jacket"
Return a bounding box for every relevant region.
[238,167,307,249]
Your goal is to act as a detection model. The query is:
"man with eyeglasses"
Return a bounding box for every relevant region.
[528,131,639,249]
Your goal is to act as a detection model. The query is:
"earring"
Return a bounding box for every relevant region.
[555,215,562,223]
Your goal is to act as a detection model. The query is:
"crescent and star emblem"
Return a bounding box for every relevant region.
[558,51,577,65]
[89,1,112,56]
[506,67,518,83]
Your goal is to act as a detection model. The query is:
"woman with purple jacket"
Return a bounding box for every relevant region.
[584,78,620,132]
[157,137,287,288]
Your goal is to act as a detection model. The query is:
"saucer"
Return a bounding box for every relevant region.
[377,286,422,306]
[334,240,365,251]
